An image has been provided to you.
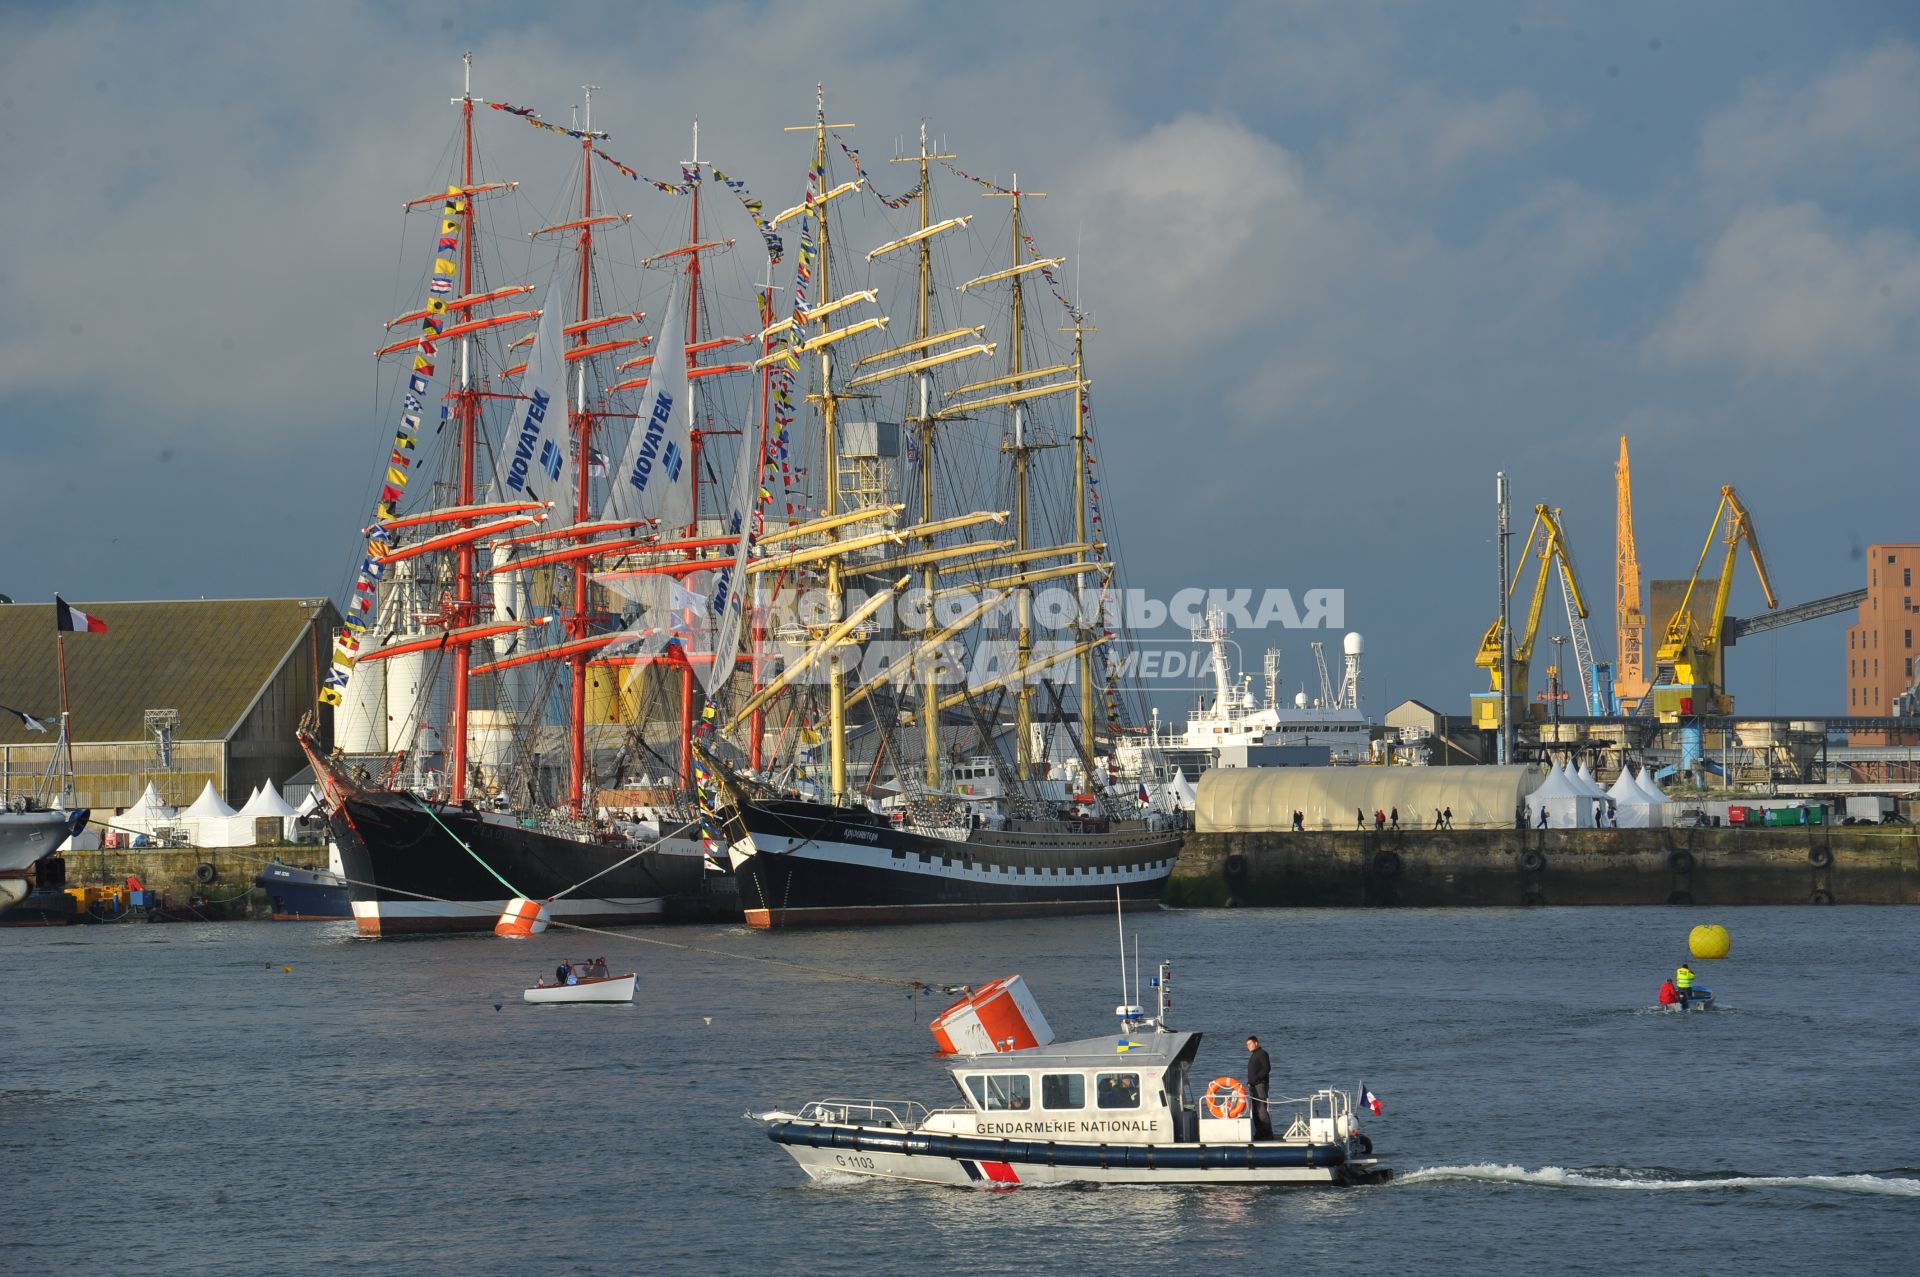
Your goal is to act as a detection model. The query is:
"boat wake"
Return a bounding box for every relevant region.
[1398,1164,1920,1196]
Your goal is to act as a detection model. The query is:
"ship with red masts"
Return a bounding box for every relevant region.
[299,59,769,935]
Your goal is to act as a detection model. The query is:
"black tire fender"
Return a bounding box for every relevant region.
[1807,846,1833,868]
[1371,849,1402,879]
[1222,854,1248,880]
[1810,888,1834,905]
[1668,849,1695,873]
[194,862,218,885]
[1521,849,1546,873]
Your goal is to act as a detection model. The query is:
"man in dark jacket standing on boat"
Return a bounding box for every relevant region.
[1246,1035,1273,1140]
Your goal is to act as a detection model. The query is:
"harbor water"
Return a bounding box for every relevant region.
[6,907,1915,1274]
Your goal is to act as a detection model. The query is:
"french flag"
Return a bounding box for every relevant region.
[1360,1083,1383,1116]
[54,595,108,634]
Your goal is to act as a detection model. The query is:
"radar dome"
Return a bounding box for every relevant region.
[1343,632,1364,656]
[1294,691,1309,709]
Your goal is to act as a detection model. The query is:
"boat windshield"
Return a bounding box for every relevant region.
[963,1073,1032,1111]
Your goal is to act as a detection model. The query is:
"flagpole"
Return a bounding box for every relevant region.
[56,630,74,798]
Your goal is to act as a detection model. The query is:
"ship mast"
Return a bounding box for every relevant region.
[564,85,602,816]
[892,122,956,788]
[984,178,1044,781]
[1061,313,1098,774]
[785,87,856,803]
[447,53,481,805]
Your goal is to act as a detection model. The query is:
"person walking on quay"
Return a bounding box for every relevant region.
[1537,805,1550,830]
[1356,808,1366,829]
[1374,809,1386,831]
[1444,806,1454,829]
[1292,810,1304,832]
[1245,1035,1273,1140]
[1389,806,1400,830]
[1434,807,1444,829]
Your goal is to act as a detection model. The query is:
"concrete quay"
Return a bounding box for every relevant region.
[1168,826,1919,908]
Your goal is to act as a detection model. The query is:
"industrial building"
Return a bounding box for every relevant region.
[1846,544,1920,745]
[0,598,339,813]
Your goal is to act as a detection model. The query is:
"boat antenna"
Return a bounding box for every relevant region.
[1132,932,1141,1016]
[1114,885,1127,1013]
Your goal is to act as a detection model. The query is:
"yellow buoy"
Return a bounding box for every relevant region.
[1689,924,1731,959]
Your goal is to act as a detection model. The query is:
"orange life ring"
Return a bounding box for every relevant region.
[1203,1076,1248,1119]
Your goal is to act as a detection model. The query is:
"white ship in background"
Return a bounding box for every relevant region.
[1118,610,1375,782]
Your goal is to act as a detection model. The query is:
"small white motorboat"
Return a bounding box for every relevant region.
[524,959,636,1004]
[753,964,1390,1188]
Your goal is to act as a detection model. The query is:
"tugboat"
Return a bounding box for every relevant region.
[754,966,1390,1187]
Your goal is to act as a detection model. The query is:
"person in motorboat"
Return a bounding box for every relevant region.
[555,962,570,985]
[1247,1035,1273,1140]
[1675,964,1697,1009]
[1658,978,1680,1007]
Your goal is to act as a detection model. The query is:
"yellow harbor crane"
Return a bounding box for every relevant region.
[1472,504,1596,730]
[1648,485,1777,719]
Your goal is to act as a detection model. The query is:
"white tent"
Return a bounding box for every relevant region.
[182,781,243,847]
[1529,764,1592,828]
[1571,760,1613,826]
[1608,767,1652,829]
[238,780,299,842]
[1636,768,1670,803]
[1167,768,1197,811]
[114,782,177,838]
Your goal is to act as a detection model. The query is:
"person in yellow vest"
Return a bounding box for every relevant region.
[1675,963,1697,1009]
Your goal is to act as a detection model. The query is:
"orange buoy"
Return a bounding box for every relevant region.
[1204,1076,1249,1119]
[494,897,549,938]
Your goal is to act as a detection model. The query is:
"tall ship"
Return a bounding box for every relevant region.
[3,608,97,911]
[299,61,766,934]
[702,94,1181,927]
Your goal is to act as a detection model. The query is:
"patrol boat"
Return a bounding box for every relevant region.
[754,967,1390,1188]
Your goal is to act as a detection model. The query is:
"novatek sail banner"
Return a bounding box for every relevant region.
[602,277,691,534]
[494,278,572,526]
[696,430,758,698]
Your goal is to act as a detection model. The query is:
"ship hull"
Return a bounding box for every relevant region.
[328,789,715,936]
[726,798,1179,929]
[254,862,352,921]
[1,809,82,910]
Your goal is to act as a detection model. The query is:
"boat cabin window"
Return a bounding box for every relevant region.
[1040,1073,1086,1110]
[1095,1072,1142,1109]
[964,1073,1032,1111]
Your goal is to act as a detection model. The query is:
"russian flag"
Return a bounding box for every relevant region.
[1137,783,1149,803]
[1360,1083,1383,1116]
[54,595,108,634]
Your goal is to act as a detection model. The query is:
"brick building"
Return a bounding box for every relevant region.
[1845,544,1920,745]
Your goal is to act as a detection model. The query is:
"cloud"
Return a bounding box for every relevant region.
[1699,40,1920,190]
[1651,202,1920,373]
[1328,86,1558,194]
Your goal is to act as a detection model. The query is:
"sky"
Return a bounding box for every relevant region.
[1,0,1915,722]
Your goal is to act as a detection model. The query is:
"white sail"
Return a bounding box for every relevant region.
[494,277,573,525]
[603,277,692,533]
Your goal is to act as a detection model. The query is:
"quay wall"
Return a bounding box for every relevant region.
[50,846,297,920]
[1168,827,1920,907]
